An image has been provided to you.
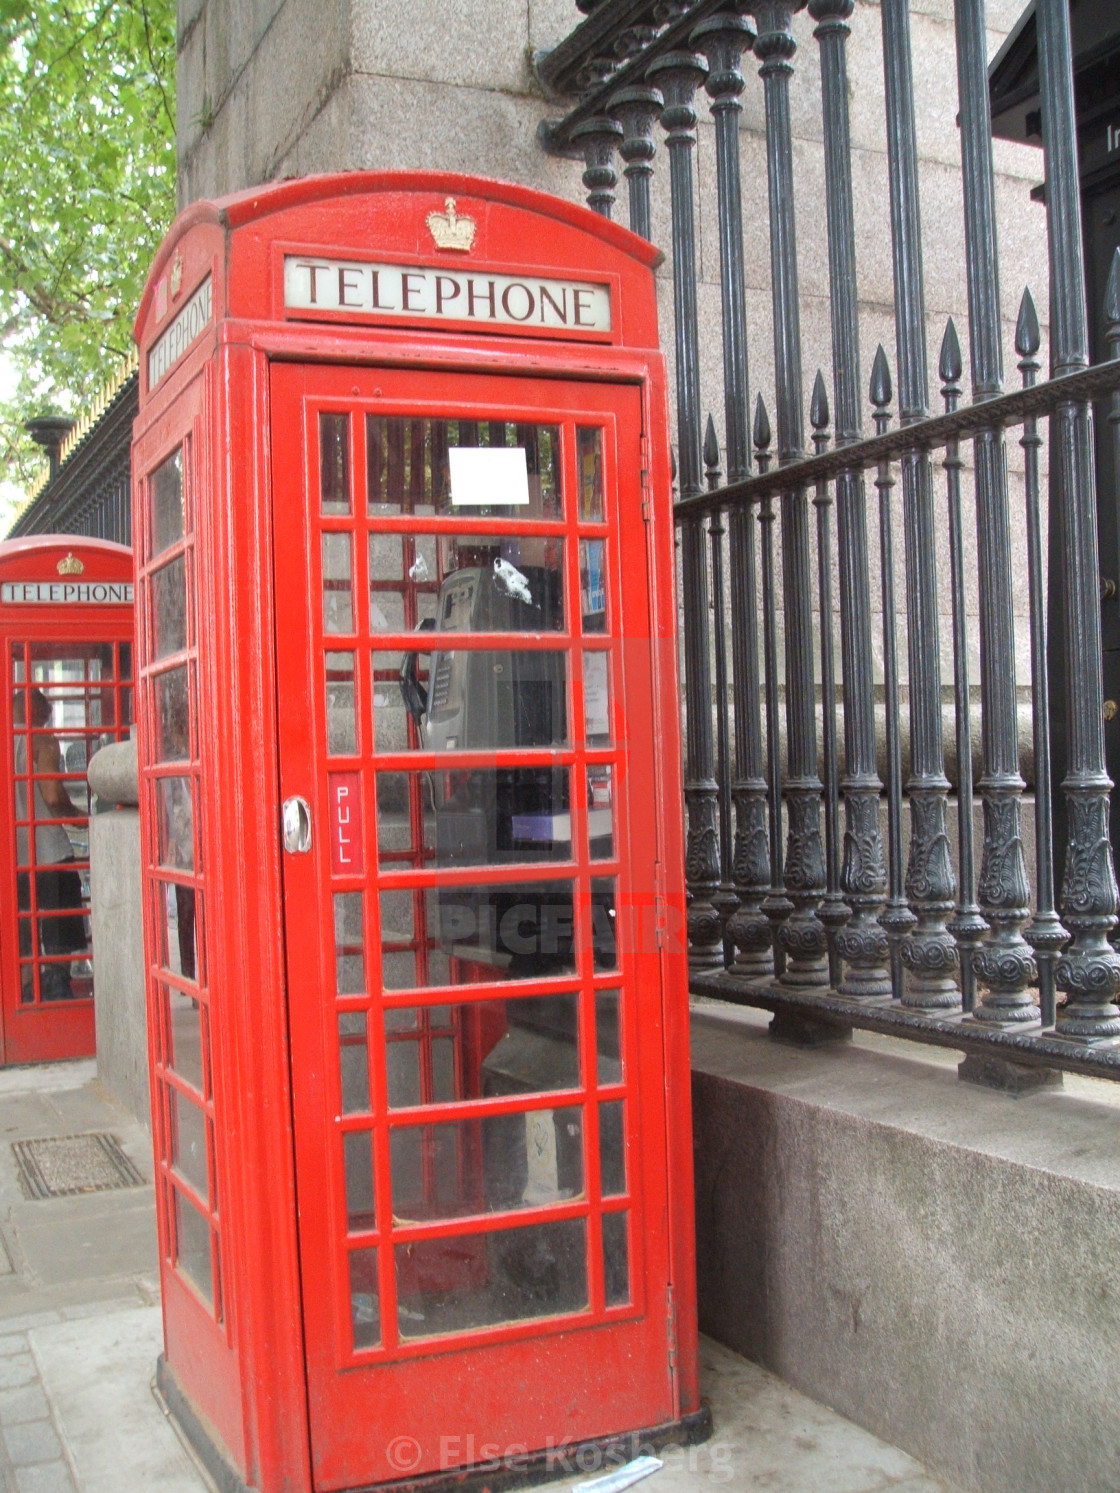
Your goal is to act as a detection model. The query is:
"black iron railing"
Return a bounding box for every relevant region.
[539,0,1120,1080]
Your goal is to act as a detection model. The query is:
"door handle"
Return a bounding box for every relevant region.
[282,796,312,854]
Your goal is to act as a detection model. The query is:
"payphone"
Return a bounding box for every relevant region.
[131,173,702,1493]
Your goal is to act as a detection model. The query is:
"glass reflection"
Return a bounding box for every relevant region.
[367,417,560,520]
[152,448,185,555]
[395,1219,586,1339]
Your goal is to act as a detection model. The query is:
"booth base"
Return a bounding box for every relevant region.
[157,1353,711,1493]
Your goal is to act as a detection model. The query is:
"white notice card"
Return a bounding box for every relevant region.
[448,446,529,506]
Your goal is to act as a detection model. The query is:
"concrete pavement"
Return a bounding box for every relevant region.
[0,1059,959,1493]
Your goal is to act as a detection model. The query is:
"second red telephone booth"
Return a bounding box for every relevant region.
[132,171,704,1493]
[0,537,133,1065]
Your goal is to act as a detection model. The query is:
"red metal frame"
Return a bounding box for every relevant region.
[132,173,695,1493]
[0,537,133,1065]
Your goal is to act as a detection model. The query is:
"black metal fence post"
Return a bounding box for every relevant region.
[871,347,914,993]
[571,115,624,219]
[746,0,828,988]
[880,0,959,1007]
[647,47,725,971]
[810,0,890,998]
[694,11,773,977]
[1016,289,1067,1027]
[810,373,848,985]
[953,0,1037,1025]
[608,86,663,240]
[755,396,792,972]
[938,318,986,1014]
[1037,0,1120,1040]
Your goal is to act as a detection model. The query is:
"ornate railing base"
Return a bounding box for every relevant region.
[690,970,1120,1084]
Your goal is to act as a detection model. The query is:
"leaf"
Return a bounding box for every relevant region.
[0,0,176,506]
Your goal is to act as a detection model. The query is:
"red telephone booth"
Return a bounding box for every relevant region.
[0,537,133,1065]
[131,172,703,1493]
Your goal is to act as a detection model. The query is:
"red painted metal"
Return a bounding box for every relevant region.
[0,537,133,1065]
[132,173,696,1493]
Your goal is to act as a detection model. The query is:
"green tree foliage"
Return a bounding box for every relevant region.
[0,0,176,497]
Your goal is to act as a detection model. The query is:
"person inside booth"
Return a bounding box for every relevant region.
[12,687,87,1002]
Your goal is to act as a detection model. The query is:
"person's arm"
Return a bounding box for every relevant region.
[33,731,79,816]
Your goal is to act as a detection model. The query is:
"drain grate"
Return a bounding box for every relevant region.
[11,1133,145,1200]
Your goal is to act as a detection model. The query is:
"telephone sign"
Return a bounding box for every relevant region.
[132,172,703,1493]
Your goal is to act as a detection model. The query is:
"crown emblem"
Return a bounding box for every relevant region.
[170,252,183,298]
[57,552,84,576]
[426,197,476,253]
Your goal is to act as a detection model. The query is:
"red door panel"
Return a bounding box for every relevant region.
[272,363,673,1491]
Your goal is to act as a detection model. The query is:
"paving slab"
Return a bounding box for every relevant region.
[28,1306,201,1493]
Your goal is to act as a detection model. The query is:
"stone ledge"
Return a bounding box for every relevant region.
[690,1000,1120,1493]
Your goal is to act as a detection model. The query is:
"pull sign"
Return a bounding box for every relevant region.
[329,773,363,875]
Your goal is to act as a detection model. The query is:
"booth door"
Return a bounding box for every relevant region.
[272,364,676,1490]
[3,640,131,1063]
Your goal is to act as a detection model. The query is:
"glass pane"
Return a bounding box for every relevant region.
[390,1106,583,1221]
[320,412,351,515]
[152,555,188,659]
[384,994,579,1106]
[602,1211,630,1307]
[579,539,607,631]
[334,892,365,995]
[377,767,571,870]
[587,765,614,860]
[433,880,578,982]
[151,448,185,556]
[349,1248,380,1349]
[600,1100,625,1197]
[325,652,356,755]
[155,666,190,762]
[590,878,618,971]
[577,427,603,521]
[157,777,194,872]
[583,651,610,744]
[322,533,354,633]
[395,1218,586,1339]
[595,991,621,1085]
[377,646,569,753]
[368,417,561,519]
[371,534,566,634]
[372,651,417,754]
[173,1187,212,1305]
[170,1087,208,1199]
[160,883,200,984]
[339,1012,370,1113]
[386,1039,422,1108]
[166,986,204,1092]
[343,1130,375,1231]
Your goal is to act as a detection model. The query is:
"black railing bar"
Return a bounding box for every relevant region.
[673,355,1120,517]
[538,0,725,152]
[690,971,1120,1081]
